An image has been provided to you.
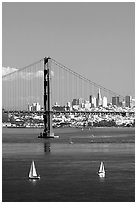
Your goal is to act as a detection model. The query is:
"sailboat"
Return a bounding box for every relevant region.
[98,161,105,177]
[29,160,40,179]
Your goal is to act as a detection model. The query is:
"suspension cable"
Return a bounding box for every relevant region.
[51,58,124,99]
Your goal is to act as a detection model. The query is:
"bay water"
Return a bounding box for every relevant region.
[2,127,135,202]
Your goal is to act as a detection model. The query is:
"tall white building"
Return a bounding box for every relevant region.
[103,96,107,107]
[92,96,96,108]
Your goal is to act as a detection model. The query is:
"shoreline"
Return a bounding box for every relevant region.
[2,126,135,129]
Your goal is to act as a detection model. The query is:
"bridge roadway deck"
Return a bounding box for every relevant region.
[3,110,135,115]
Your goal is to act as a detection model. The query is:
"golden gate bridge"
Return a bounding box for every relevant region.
[2,57,126,138]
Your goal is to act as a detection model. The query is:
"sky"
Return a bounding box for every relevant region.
[2,2,135,97]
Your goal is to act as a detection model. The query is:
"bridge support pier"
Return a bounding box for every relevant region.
[38,57,58,139]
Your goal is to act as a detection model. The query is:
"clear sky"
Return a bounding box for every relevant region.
[2,2,135,97]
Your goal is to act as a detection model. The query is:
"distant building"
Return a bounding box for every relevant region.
[81,102,85,108]
[103,96,107,107]
[119,101,123,107]
[97,88,102,107]
[89,95,97,108]
[72,99,79,106]
[28,104,31,111]
[28,102,41,111]
[122,100,125,108]
[78,98,85,108]
[52,105,65,112]
[92,96,97,108]
[73,105,79,111]
[125,96,132,107]
[65,102,72,111]
[131,98,135,107]
[84,101,91,110]
[89,95,92,104]
[34,102,41,111]
[67,102,71,107]
[112,96,120,106]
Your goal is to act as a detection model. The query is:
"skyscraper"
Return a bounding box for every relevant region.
[89,95,96,108]
[89,95,93,104]
[112,96,119,106]
[97,88,102,107]
[125,96,132,107]
[92,96,97,108]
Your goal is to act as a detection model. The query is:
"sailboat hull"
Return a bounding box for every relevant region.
[98,172,105,177]
[29,176,40,179]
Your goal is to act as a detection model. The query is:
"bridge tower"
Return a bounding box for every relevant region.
[39,57,55,138]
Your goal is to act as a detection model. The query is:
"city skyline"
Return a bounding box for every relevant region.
[7,89,135,112]
[2,2,135,97]
[2,55,135,111]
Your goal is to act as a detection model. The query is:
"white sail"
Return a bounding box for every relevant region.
[29,161,38,178]
[102,163,105,173]
[99,162,105,173]
[32,161,38,177]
